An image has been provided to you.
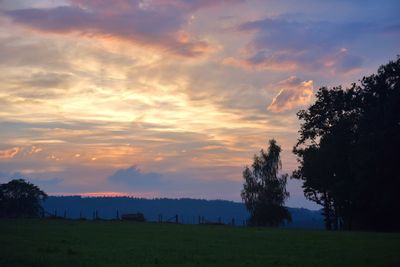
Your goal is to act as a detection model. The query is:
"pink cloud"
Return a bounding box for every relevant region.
[268,76,314,113]
[4,0,241,57]
[0,147,21,159]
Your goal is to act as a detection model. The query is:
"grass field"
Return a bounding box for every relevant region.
[1,219,399,267]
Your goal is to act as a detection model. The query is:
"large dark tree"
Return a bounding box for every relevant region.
[293,86,358,230]
[241,139,291,226]
[351,57,400,231]
[293,57,400,231]
[0,179,47,218]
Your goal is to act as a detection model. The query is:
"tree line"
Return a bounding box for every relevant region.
[242,57,400,231]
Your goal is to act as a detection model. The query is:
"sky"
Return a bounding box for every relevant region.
[0,0,399,209]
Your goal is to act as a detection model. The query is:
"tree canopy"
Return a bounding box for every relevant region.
[0,179,47,218]
[241,139,291,226]
[293,56,400,231]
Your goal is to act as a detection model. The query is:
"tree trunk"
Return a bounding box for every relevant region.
[333,203,339,231]
[323,192,332,230]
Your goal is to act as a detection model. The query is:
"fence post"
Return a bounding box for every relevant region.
[175,214,178,224]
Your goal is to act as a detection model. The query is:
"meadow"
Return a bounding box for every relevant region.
[1,219,399,267]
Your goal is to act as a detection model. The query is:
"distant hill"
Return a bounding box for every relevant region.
[43,196,323,229]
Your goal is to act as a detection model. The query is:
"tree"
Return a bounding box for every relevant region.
[293,86,358,230]
[241,139,291,226]
[293,56,400,231]
[0,179,47,218]
[350,56,400,231]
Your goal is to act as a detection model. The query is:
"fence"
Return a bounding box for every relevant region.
[44,208,248,226]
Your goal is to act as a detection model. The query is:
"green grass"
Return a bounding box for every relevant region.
[0,219,399,267]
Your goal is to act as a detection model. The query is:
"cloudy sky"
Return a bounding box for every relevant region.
[0,0,398,209]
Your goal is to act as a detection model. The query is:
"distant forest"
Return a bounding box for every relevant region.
[42,196,323,229]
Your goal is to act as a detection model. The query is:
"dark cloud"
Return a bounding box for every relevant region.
[108,166,164,188]
[227,15,400,73]
[3,0,245,57]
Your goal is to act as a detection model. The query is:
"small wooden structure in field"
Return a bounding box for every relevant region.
[121,213,145,222]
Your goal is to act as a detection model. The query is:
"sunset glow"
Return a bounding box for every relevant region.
[0,0,399,209]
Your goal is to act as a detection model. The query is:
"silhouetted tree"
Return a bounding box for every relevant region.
[293,86,358,230]
[0,179,47,218]
[241,139,291,226]
[351,56,400,231]
[293,56,400,231]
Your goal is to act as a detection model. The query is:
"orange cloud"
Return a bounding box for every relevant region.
[268,76,314,113]
[0,147,21,159]
[29,146,42,155]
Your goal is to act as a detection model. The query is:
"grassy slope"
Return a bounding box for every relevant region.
[1,219,399,267]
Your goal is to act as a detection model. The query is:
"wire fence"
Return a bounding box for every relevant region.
[43,209,248,226]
